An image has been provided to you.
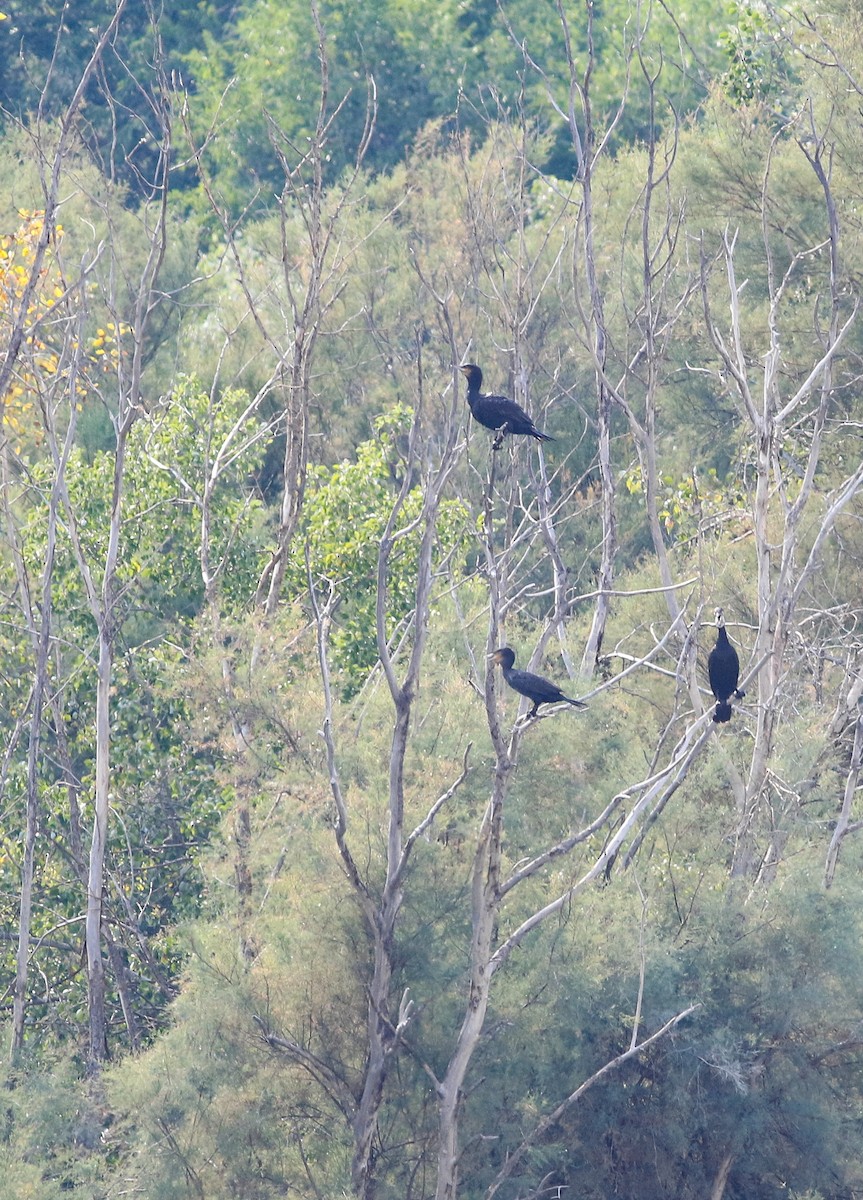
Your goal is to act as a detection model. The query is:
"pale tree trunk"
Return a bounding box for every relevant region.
[6,440,56,1060]
[85,430,130,1065]
[12,722,40,1062]
[0,4,128,1062]
[46,16,172,1065]
[580,381,616,674]
[435,775,509,1200]
[824,709,863,887]
[86,636,110,1057]
[12,472,63,1059]
[2,441,34,1062]
[434,468,514,1200]
[709,1151,735,1200]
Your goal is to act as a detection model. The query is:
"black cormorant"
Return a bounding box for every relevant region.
[491,646,586,718]
[460,364,554,447]
[708,607,744,723]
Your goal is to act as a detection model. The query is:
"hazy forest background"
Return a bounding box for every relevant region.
[2,0,863,1197]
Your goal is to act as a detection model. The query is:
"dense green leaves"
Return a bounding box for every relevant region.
[295,405,470,688]
[3,2,863,1199]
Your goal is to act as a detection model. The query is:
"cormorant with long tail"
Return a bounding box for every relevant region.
[708,608,744,723]
[492,647,586,718]
[460,364,553,447]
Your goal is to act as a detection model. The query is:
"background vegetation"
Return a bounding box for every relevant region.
[1,1,863,1198]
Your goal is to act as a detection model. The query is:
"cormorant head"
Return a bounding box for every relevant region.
[459,363,483,389]
[491,646,516,669]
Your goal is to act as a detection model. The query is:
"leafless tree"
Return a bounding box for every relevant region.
[6,9,174,1068]
[453,101,588,677]
[0,2,134,1064]
[430,449,708,1200]
[3,430,59,1060]
[700,103,862,880]
[179,0,378,619]
[550,0,636,675]
[174,0,387,963]
[260,350,467,1199]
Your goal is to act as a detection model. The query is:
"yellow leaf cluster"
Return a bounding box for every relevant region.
[0,212,123,438]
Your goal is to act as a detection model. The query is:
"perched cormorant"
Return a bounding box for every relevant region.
[460,364,554,447]
[491,647,586,718]
[708,607,744,723]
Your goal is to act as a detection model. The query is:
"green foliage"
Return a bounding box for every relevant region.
[624,464,748,541]
[175,0,730,214]
[0,1049,111,1197]
[6,5,863,1199]
[719,0,797,113]
[17,378,267,636]
[104,874,361,1198]
[0,1,228,200]
[0,379,265,1049]
[293,405,470,690]
[449,862,863,1200]
[136,377,270,611]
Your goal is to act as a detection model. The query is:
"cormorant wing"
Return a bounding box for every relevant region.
[509,668,566,703]
[472,394,535,432]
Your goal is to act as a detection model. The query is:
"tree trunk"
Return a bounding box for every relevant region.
[261,357,311,616]
[709,1151,734,1200]
[351,916,396,1199]
[11,731,39,1060]
[825,712,863,886]
[435,495,512,1199]
[579,353,615,675]
[85,624,113,1068]
[577,153,616,675]
[434,786,507,1200]
[9,440,60,1060]
[11,623,52,1059]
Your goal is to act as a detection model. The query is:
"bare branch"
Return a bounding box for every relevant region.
[485,1003,699,1199]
